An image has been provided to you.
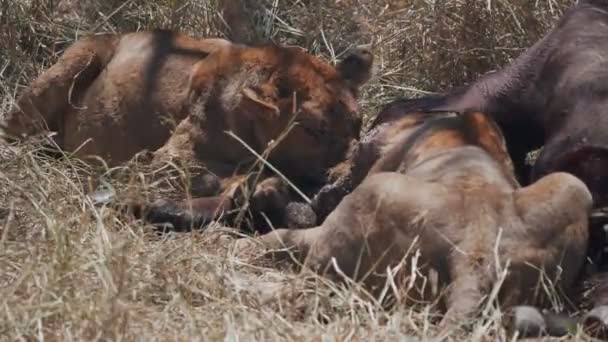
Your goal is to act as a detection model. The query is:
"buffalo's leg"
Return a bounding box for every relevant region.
[140,175,242,231]
[144,196,233,231]
[141,176,311,232]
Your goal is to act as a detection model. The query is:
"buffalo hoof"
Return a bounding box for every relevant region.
[145,199,203,231]
[584,305,608,339]
[284,202,317,229]
[543,311,577,337]
[506,306,546,338]
[191,172,222,197]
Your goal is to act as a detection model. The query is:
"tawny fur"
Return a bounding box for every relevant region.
[3,30,373,230]
[243,111,592,325]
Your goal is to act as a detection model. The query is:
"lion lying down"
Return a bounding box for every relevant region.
[3,30,373,231]
[240,109,593,336]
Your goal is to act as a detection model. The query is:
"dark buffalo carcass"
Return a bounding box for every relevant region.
[334,0,608,206]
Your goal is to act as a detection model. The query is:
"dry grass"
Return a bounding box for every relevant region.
[0,0,597,340]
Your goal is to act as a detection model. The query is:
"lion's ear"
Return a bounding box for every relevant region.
[242,87,280,118]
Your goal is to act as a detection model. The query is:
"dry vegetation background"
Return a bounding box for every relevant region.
[0,0,590,340]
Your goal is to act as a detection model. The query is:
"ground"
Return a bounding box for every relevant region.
[0,0,595,340]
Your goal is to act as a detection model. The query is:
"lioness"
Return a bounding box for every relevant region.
[242,109,592,335]
[3,30,373,230]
